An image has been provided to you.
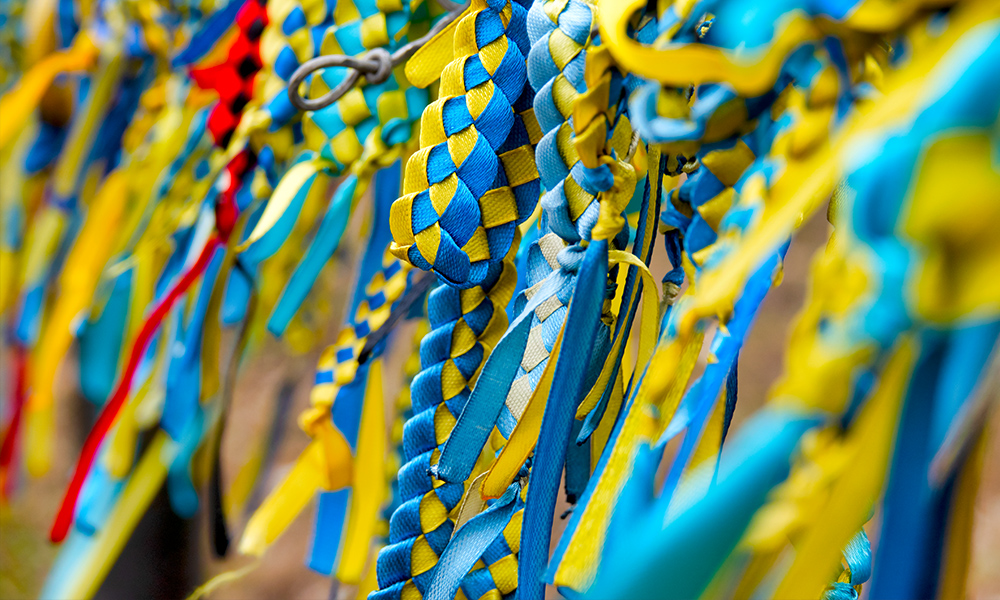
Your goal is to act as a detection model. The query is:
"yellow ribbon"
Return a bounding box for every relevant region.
[239,433,352,556]
[772,338,915,598]
[337,359,388,583]
[238,158,325,251]
[26,171,129,475]
[0,34,99,152]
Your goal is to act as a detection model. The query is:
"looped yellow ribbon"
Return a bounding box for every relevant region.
[575,250,661,419]
[596,0,818,95]
[239,405,352,556]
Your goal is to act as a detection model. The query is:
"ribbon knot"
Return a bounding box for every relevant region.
[299,404,333,439]
[556,245,586,273]
[591,158,637,242]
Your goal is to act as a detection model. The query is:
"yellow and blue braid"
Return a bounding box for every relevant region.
[373,259,518,600]
[389,0,541,288]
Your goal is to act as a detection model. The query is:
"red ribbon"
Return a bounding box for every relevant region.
[50,235,224,543]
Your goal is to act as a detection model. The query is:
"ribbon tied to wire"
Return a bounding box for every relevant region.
[287,0,470,111]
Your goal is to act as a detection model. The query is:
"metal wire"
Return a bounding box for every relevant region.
[287,2,469,112]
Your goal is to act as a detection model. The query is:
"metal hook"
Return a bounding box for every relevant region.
[287,1,469,112]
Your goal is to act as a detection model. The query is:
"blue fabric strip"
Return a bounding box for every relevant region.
[519,240,609,600]
[308,489,351,575]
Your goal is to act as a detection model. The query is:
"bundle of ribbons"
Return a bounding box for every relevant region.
[0,0,997,598]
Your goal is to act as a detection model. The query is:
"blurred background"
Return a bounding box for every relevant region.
[1,205,998,600]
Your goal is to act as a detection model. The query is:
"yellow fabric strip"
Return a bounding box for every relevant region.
[239,430,353,556]
[771,338,916,599]
[553,329,703,589]
[0,35,98,152]
[238,158,323,251]
[337,359,388,583]
[403,8,470,88]
[482,324,565,499]
[607,250,660,373]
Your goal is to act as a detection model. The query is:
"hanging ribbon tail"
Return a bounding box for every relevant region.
[239,430,353,557]
[78,269,133,405]
[520,240,610,600]
[334,358,387,583]
[586,408,824,600]
[564,419,590,505]
[267,174,359,337]
[578,150,664,445]
[306,364,379,576]
[548,325,705,589]
[50,235,224,544]
[576,254,660,444]
[305,364,372,573]
[237,157,323,253]
[655,246,784,510]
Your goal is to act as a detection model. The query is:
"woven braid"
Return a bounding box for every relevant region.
[303,0,428,176]
[485,0,635,443]
[256,0,330,132]
[189,0,268,150]
[311,246,415,409]
[373,261,516,600]
[529,0,598,242]
[484,0,614,434]
[389,0,540,288]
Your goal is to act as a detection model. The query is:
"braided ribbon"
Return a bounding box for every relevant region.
[375,0,540,594]
[389,0,540,288]
[374,264,518,599]
[239,0,429,336]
